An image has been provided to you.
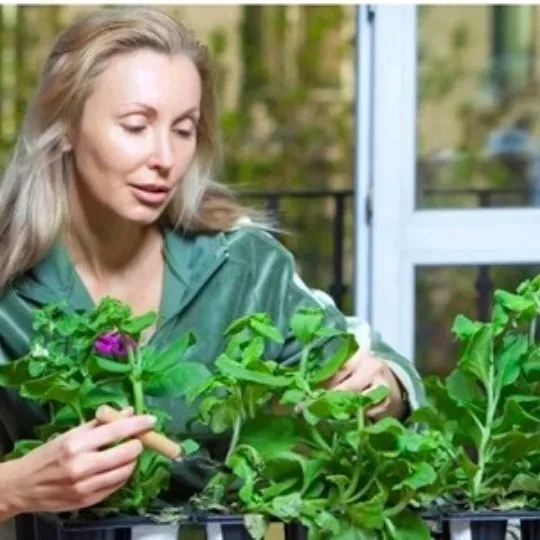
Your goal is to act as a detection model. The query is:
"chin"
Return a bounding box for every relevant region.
[119,205,167,226]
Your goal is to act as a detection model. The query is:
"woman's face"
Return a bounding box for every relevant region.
[68,49,202,225]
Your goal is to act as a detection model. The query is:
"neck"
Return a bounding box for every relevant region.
[64,191,159,279]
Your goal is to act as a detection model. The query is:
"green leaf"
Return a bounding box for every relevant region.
[290,308,324,344]
[261,477,298,500]
[144,361,211,397]
[243,514,268,540]
[492,431,540,462]
[394,463,437,491]
[269,492,303,520]
[143,334,196,373]
[493,397,540,435]
[215,356,290,387]
[250,318,284,344]
[21,374,79,403]
[523,351,540,379]
[280,389,305,406]
[5,439,42,460]
[180,439,200,455]
[137,450,171,500]
[508,473,540,494]
[335,526,378,540]
[0,358,32,387]
[120,311,157,335]
[365,416,405,436]
[446,370,484,409]
[497,335,529,388]
[243,336,265,364]
[80,386,128,410]
[87,355,132,376]
[28,359,47,378]
[224,314,253,336]
[494,290,535,315]
[457,325,493,386]
[239,415,298,460]
[347,492,386,529]
[491,302,510,330]
[456,447,478,483]
[307,390,362,421]
[363,384,390,405]
[310,334,357,384]
[387,510,431,540]
[451,314,482,339]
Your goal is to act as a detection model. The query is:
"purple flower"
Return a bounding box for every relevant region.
[94,331,135,358]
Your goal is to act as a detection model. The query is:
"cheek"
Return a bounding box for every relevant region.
[106,132,150,171]
[75,128,146,181]
[172,140,198,180]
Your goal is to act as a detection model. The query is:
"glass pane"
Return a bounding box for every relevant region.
[415,264,540,376]
[417,6,540,209]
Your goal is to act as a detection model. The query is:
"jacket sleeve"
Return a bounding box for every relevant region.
[259,240,426,412]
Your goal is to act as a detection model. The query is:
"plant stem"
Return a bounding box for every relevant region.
[72,403,85,425]
[128,347,144,506]
[225,389,244,465]
[225,414,242,465]
[308,424,333,455]
[348,470,378,503]
[128,347,144,415]
[530,317,537,346]
[471,343,498,508]
[132,378,145,416]
[344,408,366,500]
[385,493,415,517]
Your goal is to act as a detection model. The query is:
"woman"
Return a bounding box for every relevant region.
[0,6,424,523]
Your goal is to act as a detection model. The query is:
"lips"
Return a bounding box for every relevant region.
[131,184,170,193]
[129,184,171,206]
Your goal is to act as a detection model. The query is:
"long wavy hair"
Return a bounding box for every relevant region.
[0,7,261,290]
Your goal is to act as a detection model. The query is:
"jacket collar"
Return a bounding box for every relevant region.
[13,227,230,322]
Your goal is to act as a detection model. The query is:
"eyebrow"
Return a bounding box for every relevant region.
[120,103,200,123]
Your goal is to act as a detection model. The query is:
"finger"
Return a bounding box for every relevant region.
[94,406,133,423]
[333,373,371,392]
[72,460,136,497]
[333,365,378,392]
[64,438,143,480]
[62,415,156,455]
[323,357,359,388]
[366,399,390,419]
[61,477,131,511]
[81,479,130,508]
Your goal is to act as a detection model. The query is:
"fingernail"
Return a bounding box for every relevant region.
[144,415,157,425]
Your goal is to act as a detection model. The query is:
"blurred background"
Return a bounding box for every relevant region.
[2,5,540,378]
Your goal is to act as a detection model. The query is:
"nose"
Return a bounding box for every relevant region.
[149,132,174,173]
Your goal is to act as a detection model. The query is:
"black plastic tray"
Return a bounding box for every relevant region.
[14,512,309,540]
[436,510,540,540]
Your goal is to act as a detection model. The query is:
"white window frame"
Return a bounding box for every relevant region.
[353,5,540,362]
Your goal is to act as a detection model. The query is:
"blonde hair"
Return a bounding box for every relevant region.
[0,7,261,290]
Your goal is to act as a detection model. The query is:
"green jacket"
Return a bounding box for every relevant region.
[0,226,425,495]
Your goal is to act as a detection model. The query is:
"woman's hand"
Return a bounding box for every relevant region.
[324,350,407,420]
[0,410,156,520]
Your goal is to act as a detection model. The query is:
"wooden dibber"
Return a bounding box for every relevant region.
[96,405,182,461]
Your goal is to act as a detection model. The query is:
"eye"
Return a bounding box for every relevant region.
[122,125,146,134]
[174,128,196,139]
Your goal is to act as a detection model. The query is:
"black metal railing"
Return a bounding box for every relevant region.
[238,186,540,323]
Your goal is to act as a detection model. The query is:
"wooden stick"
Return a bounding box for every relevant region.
[95,405,182,461]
